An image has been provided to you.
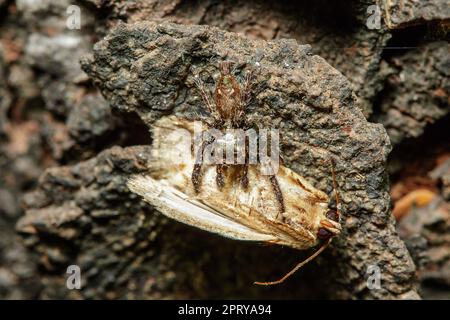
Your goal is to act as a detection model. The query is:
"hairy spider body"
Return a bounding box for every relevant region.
[192,62,285,214]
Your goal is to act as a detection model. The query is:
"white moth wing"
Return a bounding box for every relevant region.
[127,175,278,243]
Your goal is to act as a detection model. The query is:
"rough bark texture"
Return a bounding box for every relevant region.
[0,0,448,299]
[399,197,450,299]
[17,21,417,299]
[381,0,450,29]
[82,0,391,117]
[389,119,450,300]
[0,45,10,133]
[371,41,450,145]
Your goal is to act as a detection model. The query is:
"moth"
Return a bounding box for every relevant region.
[127,62,342,285]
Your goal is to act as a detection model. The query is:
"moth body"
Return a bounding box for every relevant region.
[128,116,341,250]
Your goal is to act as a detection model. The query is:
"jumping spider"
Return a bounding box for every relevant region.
[191,61,285,214]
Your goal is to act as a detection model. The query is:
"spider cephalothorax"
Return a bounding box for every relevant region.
[192,61,285,214]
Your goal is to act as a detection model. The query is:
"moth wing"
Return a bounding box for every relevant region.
[127,175,278,243]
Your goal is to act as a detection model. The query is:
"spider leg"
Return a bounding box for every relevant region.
[233,68,254,127]
[269,175,285,216]
[216,164,226,190]
[193,75,220,122]
[192,137,215,193]
[193,76,213,112]
[240,164,249,189]
[240,135,249,189]
[192,163,203,194]
[240,68,254,106]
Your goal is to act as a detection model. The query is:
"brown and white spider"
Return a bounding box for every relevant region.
[191,61,285,214]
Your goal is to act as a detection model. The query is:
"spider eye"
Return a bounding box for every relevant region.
[326,209,339,222]
[317,227,333,240]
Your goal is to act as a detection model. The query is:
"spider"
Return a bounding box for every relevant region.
[191,61,285,214]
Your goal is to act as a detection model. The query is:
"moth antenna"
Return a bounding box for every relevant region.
[330,159,340,218]
[254,239,332,286]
